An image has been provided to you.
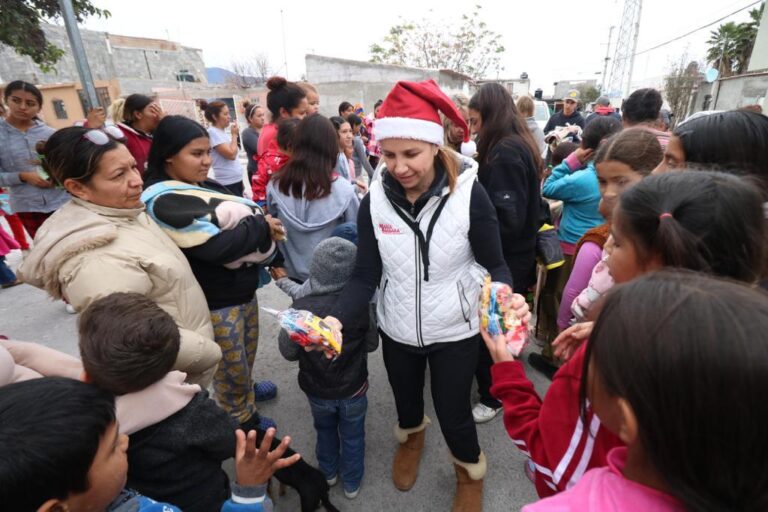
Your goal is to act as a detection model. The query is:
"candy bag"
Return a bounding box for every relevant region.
[262,307,342,357]
[479,276,528,357]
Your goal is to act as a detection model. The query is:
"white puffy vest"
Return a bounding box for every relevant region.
[370,164,487,346]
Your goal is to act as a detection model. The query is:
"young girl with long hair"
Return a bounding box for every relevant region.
[266,115,359,282]
[484,171,766,498]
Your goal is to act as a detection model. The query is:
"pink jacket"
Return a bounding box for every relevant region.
[522,447,685,512]
[0,340,199,434]
[571,248,614,323]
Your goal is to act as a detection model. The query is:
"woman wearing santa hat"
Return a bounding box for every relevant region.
[326,80,529,511]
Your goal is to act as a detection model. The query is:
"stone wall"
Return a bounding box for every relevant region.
[306,55,475,117]
[0,23,206,96]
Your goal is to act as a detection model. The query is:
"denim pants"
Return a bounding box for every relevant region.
[307,392,367,492]
[0,256,16,285]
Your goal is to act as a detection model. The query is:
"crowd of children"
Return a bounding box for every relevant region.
[0,72,767,512]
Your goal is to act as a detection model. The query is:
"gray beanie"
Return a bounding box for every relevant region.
[309,237,357,295]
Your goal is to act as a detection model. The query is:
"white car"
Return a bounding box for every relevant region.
[534,100,551,132]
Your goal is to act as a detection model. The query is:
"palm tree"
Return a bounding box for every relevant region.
[706,22,741,77]
[734,3,765,73]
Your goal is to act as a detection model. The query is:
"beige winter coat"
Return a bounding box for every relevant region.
[18,198,221,387]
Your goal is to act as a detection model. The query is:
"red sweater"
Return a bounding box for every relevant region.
[490,345,622,498]
[118,123,152,176]
[251,123,289,203]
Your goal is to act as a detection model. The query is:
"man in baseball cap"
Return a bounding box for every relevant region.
[543,89,585,135]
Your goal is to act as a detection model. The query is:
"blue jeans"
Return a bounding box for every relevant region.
[0,256,16,285]
[307,393,367,492]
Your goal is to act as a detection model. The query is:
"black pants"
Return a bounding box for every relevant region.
[475,269,532,409]
[381,331,481,463]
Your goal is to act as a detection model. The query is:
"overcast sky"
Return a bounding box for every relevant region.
[80,0,760,95]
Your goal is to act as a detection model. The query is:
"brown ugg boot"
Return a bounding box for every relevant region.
[392,416,431,491]
[451,452,486,512]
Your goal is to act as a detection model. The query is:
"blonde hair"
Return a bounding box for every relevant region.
[436,146,460,192]
[107,98,125,125]
[443,93,470,150]
[298,82,318,95]
[516,95,535,118]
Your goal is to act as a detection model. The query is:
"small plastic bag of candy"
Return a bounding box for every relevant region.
[479,276,529,357]
[262,307,342,357]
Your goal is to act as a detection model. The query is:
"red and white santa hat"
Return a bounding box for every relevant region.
[375,79,477,157]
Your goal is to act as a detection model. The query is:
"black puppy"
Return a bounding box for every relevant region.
[256,428,339,512]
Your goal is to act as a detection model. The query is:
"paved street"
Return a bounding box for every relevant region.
[0,246,550,511]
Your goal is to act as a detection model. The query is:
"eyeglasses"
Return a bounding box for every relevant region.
[81,125,125,145]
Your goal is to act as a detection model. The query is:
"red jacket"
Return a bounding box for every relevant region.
[251,123,289,203]
[118,123,152,176]
[490,345,622,498]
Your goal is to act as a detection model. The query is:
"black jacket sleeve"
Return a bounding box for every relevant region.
[330,194,381,326]
[468,182,514,287]
[184,215,273,265]
[482,142,536,243]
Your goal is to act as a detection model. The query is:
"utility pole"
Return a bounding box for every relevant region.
[280,9,289,78]
[58,0,99,110]
[607,0,643,99]
[626,0,643,97]
[602,26,615,91]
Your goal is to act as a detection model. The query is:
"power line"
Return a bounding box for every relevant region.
[634,0,763,56]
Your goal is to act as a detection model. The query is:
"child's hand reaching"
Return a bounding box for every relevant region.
[235,427,301,487]
[552,321,593,362]
[479,325,515,364]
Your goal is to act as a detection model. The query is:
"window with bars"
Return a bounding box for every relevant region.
[52,99,68,120]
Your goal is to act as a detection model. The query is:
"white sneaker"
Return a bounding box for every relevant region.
[65,303,77,314]
[326,475,337,487]
[344,487,359,499]
[472,403,501,423]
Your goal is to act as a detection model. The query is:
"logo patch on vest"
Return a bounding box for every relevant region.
[379,223,403,235]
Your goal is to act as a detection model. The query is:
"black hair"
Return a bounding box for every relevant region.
[276,117,301,152]
[469,82,543,171]
[3,80,43,106]
[594,127,663,175]
[551,141,578,167]
[582,271,768,511]
[41,126,123,185]
[122,93,153,124]
[79,292,181,394]
[274,114,337,200]
[144,115,208,186]
[346,114,362,127]
[0,377,116,510]
[621,88,663,125]
[338,101,353,115]
[673,109,768,195]
[198,99,227,123]
[374,99,383,109]
[581,116,622,151]
[243,101,262,120]
[265,76,306,121]
[329,115,349,131]
[616,171,766,283]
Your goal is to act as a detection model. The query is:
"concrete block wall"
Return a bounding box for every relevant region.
[715,72,768,110]
[0,24,206,97]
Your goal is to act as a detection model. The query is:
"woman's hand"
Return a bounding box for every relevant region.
[480,325,515,364]
[573,147,594,165]
[86,107,106,129]
[265,214,286,241]
[147,102,164,121]
[269,266,288,280]
[552,321,593,362]
[234,427,301,487]
[355,178,368,195]
[230,122,240,138]
[19,171,52,188]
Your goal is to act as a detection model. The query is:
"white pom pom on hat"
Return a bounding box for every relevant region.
[461,139,477,157]
[374,79,473,149]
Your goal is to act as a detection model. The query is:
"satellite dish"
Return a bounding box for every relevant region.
[705,68,719,83]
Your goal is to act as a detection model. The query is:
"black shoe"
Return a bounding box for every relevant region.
[528,353,559,381]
